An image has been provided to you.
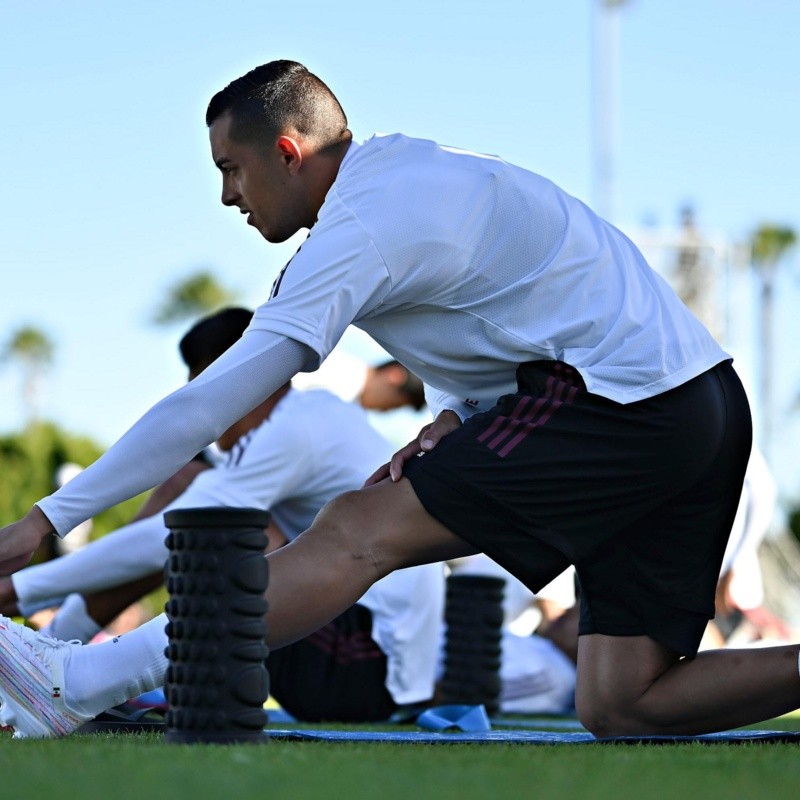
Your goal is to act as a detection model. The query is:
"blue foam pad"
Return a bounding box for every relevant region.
[417,705,492,732]
[264,728,800,745]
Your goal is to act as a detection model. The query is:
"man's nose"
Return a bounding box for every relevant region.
[221,179,239,207]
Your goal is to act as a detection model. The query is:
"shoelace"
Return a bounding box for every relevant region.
[1,615,80,650]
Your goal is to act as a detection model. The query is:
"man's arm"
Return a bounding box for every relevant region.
[0,334,312,573]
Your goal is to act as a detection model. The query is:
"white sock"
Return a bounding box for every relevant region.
[40,594,102,644]
[63,613,169,717]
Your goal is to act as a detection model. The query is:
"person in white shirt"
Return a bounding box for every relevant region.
[1,60,798,740]
[0,307,443,722]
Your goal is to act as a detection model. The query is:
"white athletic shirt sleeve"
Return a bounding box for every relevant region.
[423,385,470,421]
[36,333,313,537]
[423,384,500,422]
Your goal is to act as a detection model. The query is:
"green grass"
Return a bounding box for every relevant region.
[3,718,799,800]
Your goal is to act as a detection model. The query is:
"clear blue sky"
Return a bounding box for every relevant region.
[2,2,799,496]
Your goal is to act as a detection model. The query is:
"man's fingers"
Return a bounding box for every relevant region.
[364,461,392,487]
[420,410,461,450]
[370,413,463,485]
[389,440,424,481]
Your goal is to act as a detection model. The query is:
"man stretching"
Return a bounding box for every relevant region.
[1,60,797,738]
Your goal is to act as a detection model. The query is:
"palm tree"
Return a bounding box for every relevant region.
[750,224,797,457]
[152,269,238,326]
[2,325,55,424]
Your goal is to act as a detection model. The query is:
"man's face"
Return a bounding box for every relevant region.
[209,112,307,243]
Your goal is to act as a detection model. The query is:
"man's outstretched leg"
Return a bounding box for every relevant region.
[0,477,473,738]
[575,633,800,737]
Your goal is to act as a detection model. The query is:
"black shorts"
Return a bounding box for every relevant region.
[404,360,752,657]
[267,604,396,722]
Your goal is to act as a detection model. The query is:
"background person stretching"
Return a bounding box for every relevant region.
[1,307,444,724]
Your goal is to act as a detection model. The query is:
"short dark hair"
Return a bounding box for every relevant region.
[179,307,254,373]
[375,360,427,411]
[206,60,347,149]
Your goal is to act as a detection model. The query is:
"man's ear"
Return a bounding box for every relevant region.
[276,136,303,174]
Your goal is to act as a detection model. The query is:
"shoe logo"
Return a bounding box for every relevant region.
[52,687,61,698]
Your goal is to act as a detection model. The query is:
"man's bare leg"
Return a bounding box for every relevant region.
[576,633,800,737]
[263,477,476,648]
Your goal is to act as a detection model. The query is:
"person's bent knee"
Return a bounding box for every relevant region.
[576,692,668,738]
[575,664,649,737]
[575,694,630,739]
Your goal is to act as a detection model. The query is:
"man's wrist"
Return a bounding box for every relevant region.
[27,505,56,539]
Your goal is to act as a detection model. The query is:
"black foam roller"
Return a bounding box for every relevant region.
[441,574,505,715]
[163,507,270,744]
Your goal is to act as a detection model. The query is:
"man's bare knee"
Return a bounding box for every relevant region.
[577,686,677,738]
[576,634,685,737]
[576,666,659,737]
[576,693,634,738]
[308,490,392,577]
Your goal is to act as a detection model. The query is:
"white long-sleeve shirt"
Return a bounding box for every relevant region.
[38,132,727,535]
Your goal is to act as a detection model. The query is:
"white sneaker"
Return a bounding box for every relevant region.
[0,615,89,738]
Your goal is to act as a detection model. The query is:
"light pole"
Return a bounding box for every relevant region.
[592,0,630,224]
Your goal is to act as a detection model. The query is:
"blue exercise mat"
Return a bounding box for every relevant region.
[78,699,800,744]
[264,728,800,745]
[265,705,800,745]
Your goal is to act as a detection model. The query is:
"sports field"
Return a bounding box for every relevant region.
[3,716,798,800]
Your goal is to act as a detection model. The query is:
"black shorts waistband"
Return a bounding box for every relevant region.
[516,360,587,396]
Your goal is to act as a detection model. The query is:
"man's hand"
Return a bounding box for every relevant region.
[0,506,54,576]
[364,410,462,486]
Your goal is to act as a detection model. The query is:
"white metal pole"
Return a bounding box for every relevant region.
[592,0,628,224]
